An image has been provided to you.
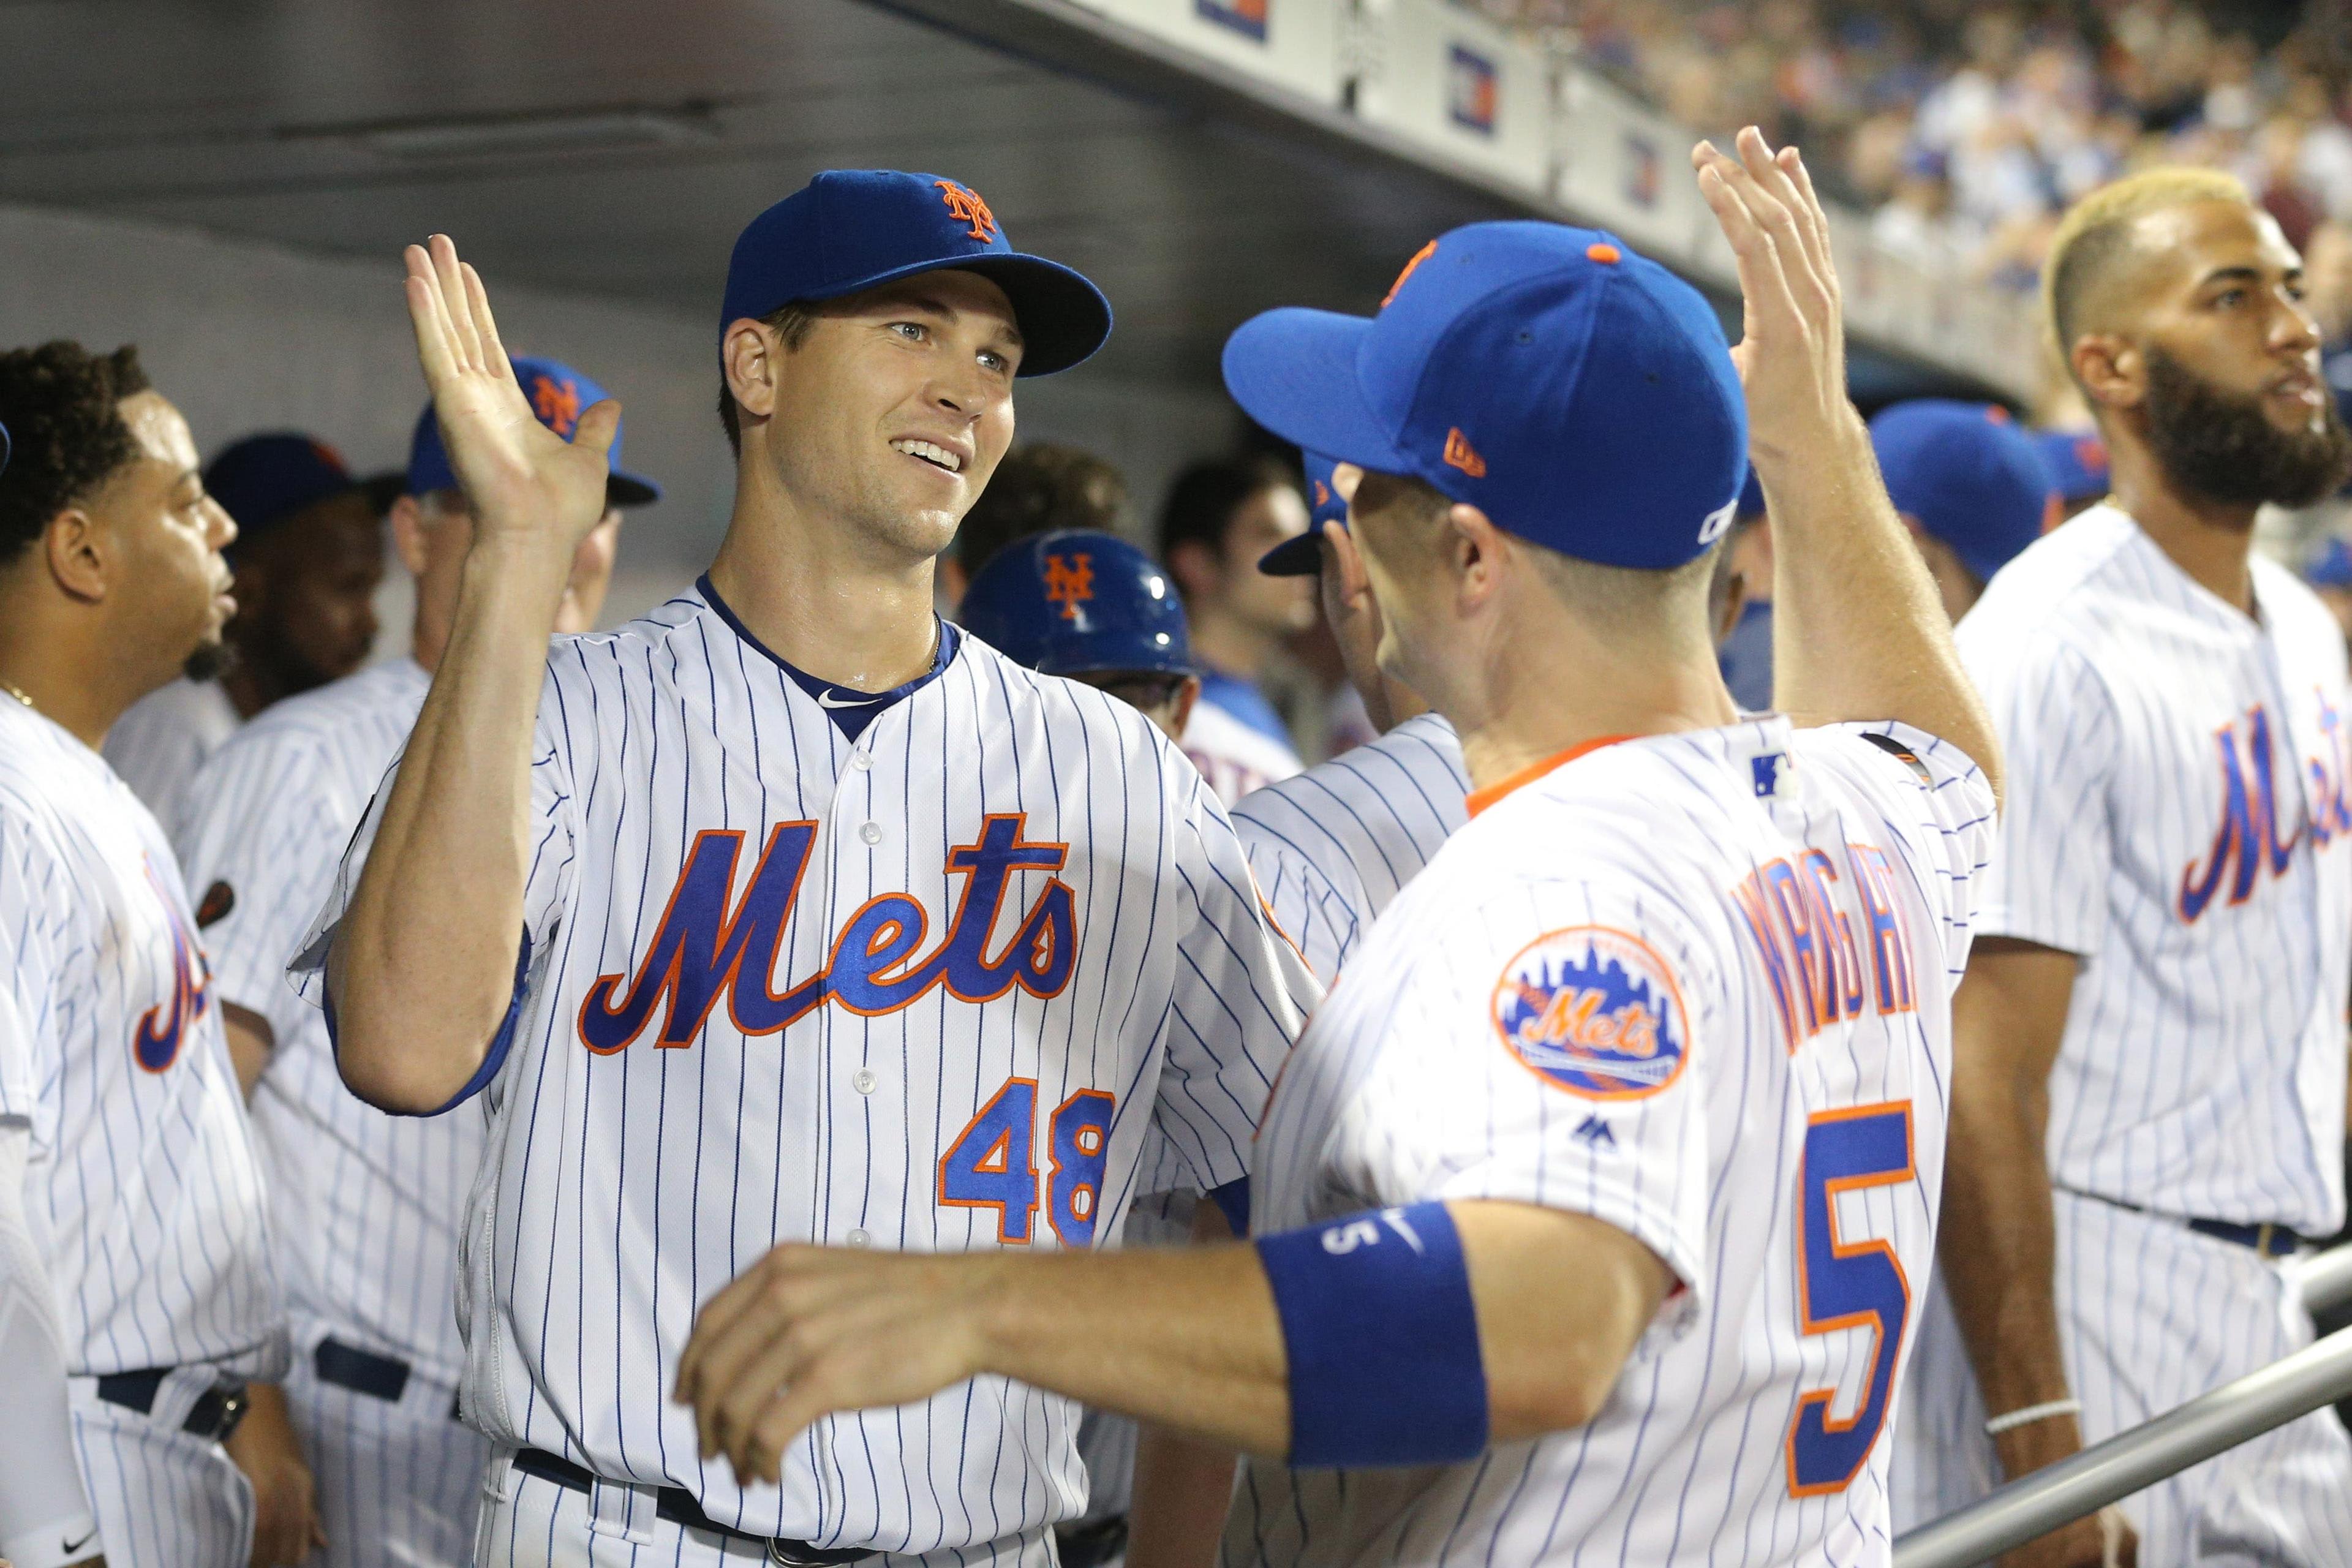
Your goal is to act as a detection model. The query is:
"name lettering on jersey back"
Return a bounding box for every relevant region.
[578,812,1078,1053]
[134,854,212,1072]
[2179,699,2349,924]
[1730,843,1915,1053]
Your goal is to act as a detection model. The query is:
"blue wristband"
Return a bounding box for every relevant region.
[1256,1201,1489,1468]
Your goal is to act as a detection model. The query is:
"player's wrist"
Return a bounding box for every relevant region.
[1990,1408,2087,1480]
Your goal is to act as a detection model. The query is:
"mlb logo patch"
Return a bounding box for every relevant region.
[1490,925,1689,1100]
[1752,752,1786,797]
[1196,0,1268,42]
[1448,45,1499,134]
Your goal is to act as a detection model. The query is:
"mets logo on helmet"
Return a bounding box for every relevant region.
[1043,552,1095,621]
[1490,924,1688,1099]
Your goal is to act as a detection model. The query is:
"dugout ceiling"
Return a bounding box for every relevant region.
[0,0,1980,401]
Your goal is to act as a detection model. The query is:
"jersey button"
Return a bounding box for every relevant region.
[859,821,883,846]
[850,750,873,772]
[846,1228,872,1248]
[852,1068,878,1095]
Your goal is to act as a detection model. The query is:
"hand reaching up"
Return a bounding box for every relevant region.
[1689,128,1853,470]
[402,235,619,573]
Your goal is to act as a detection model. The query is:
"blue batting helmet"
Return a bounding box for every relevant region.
[957,529,1191,677]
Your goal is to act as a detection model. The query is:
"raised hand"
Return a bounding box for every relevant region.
[402,235,619,569]
[1690,128,1850,469]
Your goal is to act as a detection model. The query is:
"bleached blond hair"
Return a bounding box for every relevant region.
[2043,167,2252,372]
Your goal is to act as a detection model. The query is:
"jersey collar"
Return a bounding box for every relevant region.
[1463,734,1635,817]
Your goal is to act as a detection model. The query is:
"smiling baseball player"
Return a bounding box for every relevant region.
[295,172,1312,1567]
[669,129,2000,1567]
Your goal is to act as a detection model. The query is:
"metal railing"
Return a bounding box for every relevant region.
[1893,1239,2352,1568]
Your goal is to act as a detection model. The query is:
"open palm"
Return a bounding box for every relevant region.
[402,233,618,559]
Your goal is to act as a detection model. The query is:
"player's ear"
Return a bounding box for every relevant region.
[388,495,432,579]
[1166,538,1218,601]
[43,506,108,603]
[1324,521,1373,606]
[723,318,782,435]
[1170,674,1201,739]
[1445,503,1504,609]
[2071,331,2141,412]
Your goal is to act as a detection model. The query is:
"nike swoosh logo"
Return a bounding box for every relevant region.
[63,1528,97,1555]
[816,689,881,709]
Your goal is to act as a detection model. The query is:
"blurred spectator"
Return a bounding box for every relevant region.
[1469,0,2352,295]
[1157,456,1314,761]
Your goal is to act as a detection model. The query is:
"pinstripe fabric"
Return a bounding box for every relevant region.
[1893,1197,2352,1564]
[1953,505,2351,1233]
[176,654,494,1564]
[1890,505,2352,1556]
[1231,717,1994,1568]
[292,586,1315,1553]
[68,1376,255,1568]
[0,700,284,1377]
[101,676,243,840]
[1230,712,1469,981]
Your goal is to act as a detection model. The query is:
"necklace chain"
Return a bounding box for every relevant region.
[0,679,30,710]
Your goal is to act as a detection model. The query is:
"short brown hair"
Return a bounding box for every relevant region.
[2045,168,2250,374]
[956,444,1128,573]
[717,300,820,454]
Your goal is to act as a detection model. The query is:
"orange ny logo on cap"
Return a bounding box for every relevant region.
[936,181,1000,244]
[1313,478,1330,509]
[1043,552,1095,620]
[1444,428,1487,478]
[1383,239,1438,308]
[531,375,582,439]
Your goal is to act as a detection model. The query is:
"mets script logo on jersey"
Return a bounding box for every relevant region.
[1490,925,1688,1099]
[2175,699,2352,923]
[578,812,1077,1052]
[134,855,212,1073]
[935,180,999,243]
[1044,552,1095,621]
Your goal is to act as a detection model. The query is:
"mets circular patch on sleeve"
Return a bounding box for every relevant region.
[1490,924,1689,1099]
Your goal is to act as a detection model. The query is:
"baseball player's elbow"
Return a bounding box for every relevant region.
[328,976,491,1114]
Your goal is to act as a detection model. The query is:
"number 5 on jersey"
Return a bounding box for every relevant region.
[1786,1102,1915,1497]
[938,1079,1118,1246]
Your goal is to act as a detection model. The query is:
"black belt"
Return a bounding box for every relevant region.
[511,1448,872,1565]
[1055,1513,1130,1568]
[2064,1189,2304,1258]
[313,1336,471,1421]
[94,1368,250,1442]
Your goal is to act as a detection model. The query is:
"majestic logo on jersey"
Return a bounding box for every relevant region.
[1043,552,1095,621]
[1490,925,1688,1099]
[1731,843,1915,1053]
[578,813,1078,1054]
[528,374,582,440]
[935,180,999,244]
[134,856,212,1074]
[2178,704,2304,924]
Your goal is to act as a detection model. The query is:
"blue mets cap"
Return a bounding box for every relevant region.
[2307,536,2352,590]
[1257,453,1345,577]
[2035,427,2110,504]
[1870,400,2057,586]
[204,434,358,556]
[1221,222,1747,570]
[407,356,661,506]
[957,529,1191,677]
[721,170,1112,378]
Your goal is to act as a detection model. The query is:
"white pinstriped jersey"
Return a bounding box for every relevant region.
[293,583,1314,1551]
[1231,712,1469,980]
[0,700,284,1377]
[1231,717,1994,1567]
[172,655,480,1381]
[1182,701,1303,808]
[102,676,241,839]
[1956,505,2352,1235]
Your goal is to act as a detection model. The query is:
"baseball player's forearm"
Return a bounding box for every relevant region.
[0,1121,102,1568]
[331,546,568,1112]
[1937,943,2087,1479]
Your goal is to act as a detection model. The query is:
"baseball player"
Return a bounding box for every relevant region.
[1891,168,2352,1566]
[674,129,2002,1567]
[171,358,657,1568]
[105,435,383,835]
[0,342,289,1568]
[297,171,1312,1567]
[1868,399,2057,625]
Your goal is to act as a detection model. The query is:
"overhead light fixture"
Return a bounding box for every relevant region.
[328,104,721,161]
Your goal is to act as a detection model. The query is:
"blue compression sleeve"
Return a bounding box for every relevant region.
[1256,1201,1489,1467]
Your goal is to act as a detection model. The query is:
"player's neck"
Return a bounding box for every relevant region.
[0,603,155,750]
[707,498,940,693]
[2106,440,2258,616]
[1185,605,1276,680]
[1448,629,1735,794]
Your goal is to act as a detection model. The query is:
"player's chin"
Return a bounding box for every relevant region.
[182,626,235,684]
